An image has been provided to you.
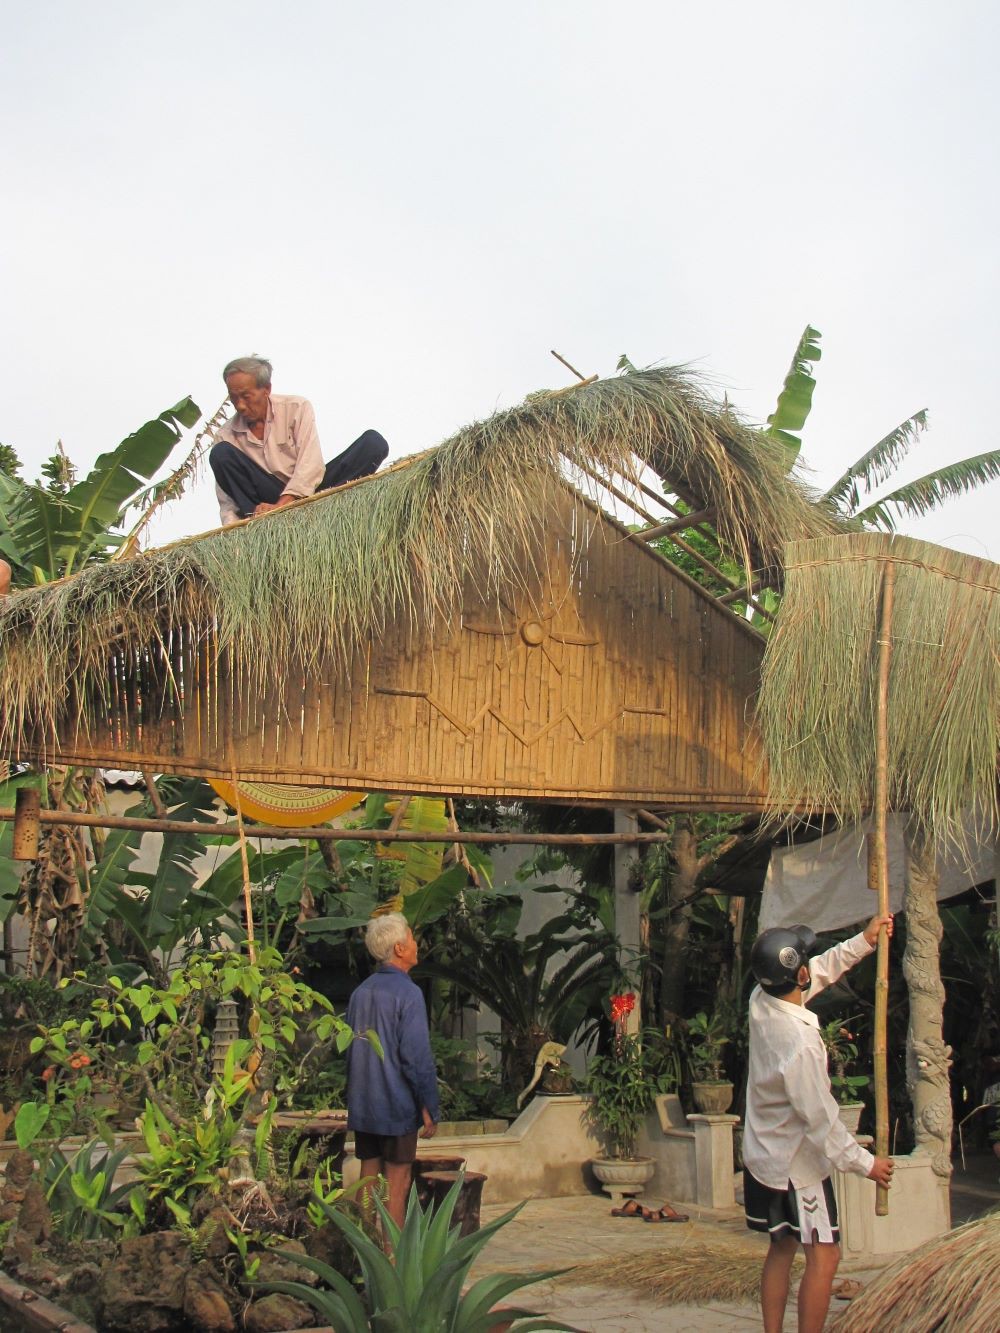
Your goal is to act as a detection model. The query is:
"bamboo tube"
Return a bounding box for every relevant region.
[871,560,896,1216]
[230,762,256,966]
[0,807,676,845]
[11,786,40,860]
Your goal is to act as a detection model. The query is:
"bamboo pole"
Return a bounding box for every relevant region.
[870,559,896,1216]
[230,763,256,966]
[0,807,676,845]
[12,786,41,860]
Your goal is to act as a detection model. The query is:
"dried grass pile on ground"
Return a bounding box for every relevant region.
[835,1209,1000,1333]
[564,1225,799,1305]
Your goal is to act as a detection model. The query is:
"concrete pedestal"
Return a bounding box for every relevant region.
[636,1094,739,1209]
[688,1113,741,1208]
[834,1144,951,1257]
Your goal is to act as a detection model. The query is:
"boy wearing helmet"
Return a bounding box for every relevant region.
[744,915,895,1333]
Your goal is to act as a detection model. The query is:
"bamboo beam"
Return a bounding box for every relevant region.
[579,464,764,611]
[0,807,676,846]
[635,509,717,542]
[141,767,167,818]
[870,559,896,1216]
[637,807,671,830]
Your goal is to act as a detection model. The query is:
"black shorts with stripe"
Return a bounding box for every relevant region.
[743,1169,840,1245]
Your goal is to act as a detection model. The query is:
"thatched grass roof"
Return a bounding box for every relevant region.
[0,367,840,748]
[835,1208,1000,1332]
[757,531,1000,841]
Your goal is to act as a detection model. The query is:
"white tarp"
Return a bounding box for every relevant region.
[760,816,996,933]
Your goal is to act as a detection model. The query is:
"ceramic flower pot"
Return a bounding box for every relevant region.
[691,1081,734,1114]
[590,1154,655,1202]
[837,1101,864,1134]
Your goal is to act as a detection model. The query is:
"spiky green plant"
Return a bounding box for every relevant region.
[0,366,839,753]
[757,531,1000,842]
[260,1176,574,1331]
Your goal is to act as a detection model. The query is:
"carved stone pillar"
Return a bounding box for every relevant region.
[902,825,952,1178]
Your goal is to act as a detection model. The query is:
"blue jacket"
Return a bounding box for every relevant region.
[345,965,441,1135]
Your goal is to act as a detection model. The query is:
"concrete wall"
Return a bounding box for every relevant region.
[340,1092,742,1211]
[343,1094,603,1204]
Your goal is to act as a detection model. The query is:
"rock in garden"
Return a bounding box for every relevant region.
[196,1205,238,1260]
[183,1261,237,1332]
[244,1293,317,1333]
[97,1230,192,1331]
[304,1218,357,1277]
[254,1238,319,1287]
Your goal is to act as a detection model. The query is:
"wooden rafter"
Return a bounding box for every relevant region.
[0,805,676,846]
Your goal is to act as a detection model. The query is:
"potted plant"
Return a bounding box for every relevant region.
[820,1017,869,1133]
[584,995,666,1197]
[687,1009,734,1114]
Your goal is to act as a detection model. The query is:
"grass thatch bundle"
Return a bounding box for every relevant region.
[757,532,1000,842]
[0,366,838,750]
[565,1227,797,1304]
[835,1208,1000,1332]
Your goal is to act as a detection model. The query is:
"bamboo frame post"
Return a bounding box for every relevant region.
[870,560,896,1216]
[229,765,256,967]
[12,786,40,860]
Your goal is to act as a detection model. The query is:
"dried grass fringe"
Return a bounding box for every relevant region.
[757,532,1000,845]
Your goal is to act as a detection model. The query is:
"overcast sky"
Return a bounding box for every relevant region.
[3,1,997,559]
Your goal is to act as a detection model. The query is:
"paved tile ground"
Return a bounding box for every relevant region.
[472,1156,1000,1332]
[472,1194,839,1331]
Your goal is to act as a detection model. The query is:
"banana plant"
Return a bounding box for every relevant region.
[765,323,822,467]
[0,397,200,585]
[772,325,1000,530]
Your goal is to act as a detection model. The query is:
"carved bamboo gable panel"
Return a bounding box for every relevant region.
[21,497,768,810]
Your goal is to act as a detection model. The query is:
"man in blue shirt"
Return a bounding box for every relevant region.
[346,913,440,1231]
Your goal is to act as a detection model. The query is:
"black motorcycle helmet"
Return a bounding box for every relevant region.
[750,924,820,995]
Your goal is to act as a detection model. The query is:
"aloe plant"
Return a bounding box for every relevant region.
[261,1175,575,1331]
[44,1138,135,1239]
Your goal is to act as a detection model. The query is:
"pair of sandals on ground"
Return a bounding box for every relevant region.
[610,1197,688,1223]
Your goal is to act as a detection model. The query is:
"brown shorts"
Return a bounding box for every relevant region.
[354,1129,419,1165]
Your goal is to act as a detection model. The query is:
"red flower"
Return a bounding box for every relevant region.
[610,993,636,1023]
[41,1065,56,1081]
[69,1052,91,1069]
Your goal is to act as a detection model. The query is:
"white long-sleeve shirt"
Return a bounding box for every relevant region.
[742,932,877,1189]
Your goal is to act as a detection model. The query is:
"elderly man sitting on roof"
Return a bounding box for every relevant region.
[210,356,389,526]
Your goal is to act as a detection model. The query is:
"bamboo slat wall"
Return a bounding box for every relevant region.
[17,495,768,810]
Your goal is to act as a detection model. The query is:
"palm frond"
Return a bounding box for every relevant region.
[822,410,928,513]
[854,447,1000,529]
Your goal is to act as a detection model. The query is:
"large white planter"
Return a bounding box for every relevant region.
[590,1154,655,1205]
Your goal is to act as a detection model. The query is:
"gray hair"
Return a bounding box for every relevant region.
[222,356,272,387]
[365,912,411,962]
